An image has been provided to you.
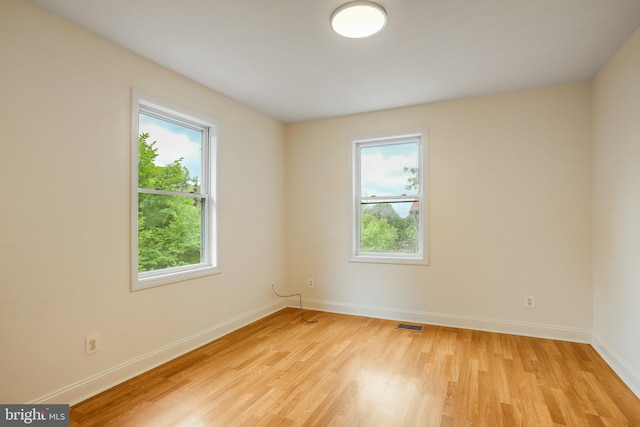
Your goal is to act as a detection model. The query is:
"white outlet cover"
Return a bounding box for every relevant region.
[85,334,101,355]
[524,295,536,308]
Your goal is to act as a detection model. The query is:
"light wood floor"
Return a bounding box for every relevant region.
[71,308,640,426]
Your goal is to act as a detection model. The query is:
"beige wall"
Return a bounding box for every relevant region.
[0,0,286,403]
[592,27,640,396]
[285,83,593,339]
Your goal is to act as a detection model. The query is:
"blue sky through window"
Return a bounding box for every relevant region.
[360,141,419,217]
[139,113,203,183]
[360,142,419,197]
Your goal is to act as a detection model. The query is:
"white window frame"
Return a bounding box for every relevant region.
[131,89,219,290]
[351,132,428,265]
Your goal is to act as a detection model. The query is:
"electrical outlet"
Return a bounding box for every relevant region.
[85,334,100,356]
[524,295,536,309]
[307,278,314,288]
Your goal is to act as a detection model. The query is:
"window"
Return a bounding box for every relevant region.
[352,134,427,264]
[131,90,218,290]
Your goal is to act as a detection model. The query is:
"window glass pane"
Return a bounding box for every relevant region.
[138,193,203,272]
[138,112,203,193]
[360,201,419,254]
[360,142,419,197]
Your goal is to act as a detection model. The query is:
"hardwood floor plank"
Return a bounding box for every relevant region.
[70,309,640,426]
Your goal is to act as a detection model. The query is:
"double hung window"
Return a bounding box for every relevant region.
[352,134,427,264]
[131,90,218,290]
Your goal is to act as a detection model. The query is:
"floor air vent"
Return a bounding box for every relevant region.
[395,323,425,332]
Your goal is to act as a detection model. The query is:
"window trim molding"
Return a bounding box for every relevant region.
[131,89,220,291]
[349,130,429,266]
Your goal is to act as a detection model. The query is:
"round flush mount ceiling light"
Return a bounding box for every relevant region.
[331,1,387,38]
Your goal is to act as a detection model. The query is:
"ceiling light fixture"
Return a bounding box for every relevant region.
[331,1,387,39]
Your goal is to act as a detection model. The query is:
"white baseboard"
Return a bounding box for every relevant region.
[33,297,604,406]
[591,333,640,399]
[32,300,287,406]
[299,298,592,343]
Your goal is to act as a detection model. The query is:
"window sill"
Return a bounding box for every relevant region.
[133,264,221,291]
[349,255,428,266]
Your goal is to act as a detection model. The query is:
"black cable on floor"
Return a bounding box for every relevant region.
[271,284,318,323]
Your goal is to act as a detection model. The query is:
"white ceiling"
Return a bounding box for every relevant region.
[26,0,640,124]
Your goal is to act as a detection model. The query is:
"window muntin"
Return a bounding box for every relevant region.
[353,135,426,263]
[132,91,218,290]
